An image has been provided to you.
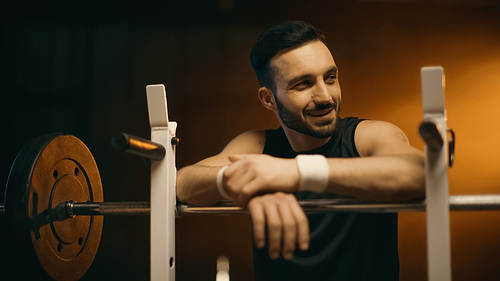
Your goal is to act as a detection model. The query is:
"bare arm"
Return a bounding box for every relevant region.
[224,121,425,206]
[176,130,265,205]
[177,129,311,260]
[178,121,423,260]
[325,120,425,202]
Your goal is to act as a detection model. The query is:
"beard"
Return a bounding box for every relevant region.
[275,95,340,139]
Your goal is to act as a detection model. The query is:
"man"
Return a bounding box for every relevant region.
[177,21,425,280]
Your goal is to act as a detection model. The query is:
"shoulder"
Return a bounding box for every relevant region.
[356,120,407,137]
[355,120,415,157]
[196,130,266,166]
[223,130,266,154]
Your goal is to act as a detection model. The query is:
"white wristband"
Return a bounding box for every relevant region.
[296,154,329,193]
[216,165,232,200]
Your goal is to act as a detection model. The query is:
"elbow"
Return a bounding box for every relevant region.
[378,166,425,202]
[176,190,188,204]
[399,178,425,202]
[367,154,424,202]
[176,166,220,205]
[392,168,426,202]
[395,156,425,201]
[176,169,190,203]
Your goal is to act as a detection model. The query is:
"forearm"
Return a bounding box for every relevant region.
[176,164,225,205]
[325,154,425,202]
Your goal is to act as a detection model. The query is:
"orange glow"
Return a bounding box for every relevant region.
[129,138,159,151]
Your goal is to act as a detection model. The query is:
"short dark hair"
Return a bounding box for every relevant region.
[250,21,327,93]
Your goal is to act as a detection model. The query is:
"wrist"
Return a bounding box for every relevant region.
[216,165,232,200]
[295,154,329,193]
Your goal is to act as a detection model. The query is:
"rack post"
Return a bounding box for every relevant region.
[146,84,177,281]
[421,67,452,281]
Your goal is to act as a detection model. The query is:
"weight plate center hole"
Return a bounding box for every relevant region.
[48,159,92,259]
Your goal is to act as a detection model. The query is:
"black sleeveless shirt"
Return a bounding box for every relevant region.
[253,117,399,281]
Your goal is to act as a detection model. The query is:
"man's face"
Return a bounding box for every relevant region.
[270,40,341,138]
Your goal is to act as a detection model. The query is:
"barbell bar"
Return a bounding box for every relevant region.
[4,194,500,221]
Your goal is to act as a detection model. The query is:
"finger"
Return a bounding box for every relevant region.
[226,168,256,206]
[277,195,297,260]
[263,200,282,260]
[289,197,310,251]
[225,159,264,207]
[248,198,266,249]
[224,155,249,178]
[236,178,265,208]
[228,154,244,163]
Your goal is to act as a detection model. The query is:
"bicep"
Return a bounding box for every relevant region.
[196,130,266,166]
[355,120,423,157]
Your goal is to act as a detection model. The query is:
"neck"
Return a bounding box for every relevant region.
[280,124,331,152]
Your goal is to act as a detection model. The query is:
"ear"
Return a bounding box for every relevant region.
[258,87,277,111]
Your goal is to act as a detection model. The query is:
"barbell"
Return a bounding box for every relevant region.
[2,131,500,281]
[1,70,499,281]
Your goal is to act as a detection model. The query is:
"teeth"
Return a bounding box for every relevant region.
[308,109,331,116]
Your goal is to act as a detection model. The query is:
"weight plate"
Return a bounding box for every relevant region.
[4,134,104,281]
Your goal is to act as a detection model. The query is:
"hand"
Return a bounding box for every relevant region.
[223,154,300,207]
[247,192,310,260]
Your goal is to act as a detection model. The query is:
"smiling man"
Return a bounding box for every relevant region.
[177,21,425,281]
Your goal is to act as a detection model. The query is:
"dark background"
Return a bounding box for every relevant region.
[1,0,500,280]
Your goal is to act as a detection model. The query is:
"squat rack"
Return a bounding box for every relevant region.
[145,67,455,281]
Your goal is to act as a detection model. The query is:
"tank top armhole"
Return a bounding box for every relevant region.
[350,119,367,158]
[263,127,295,158]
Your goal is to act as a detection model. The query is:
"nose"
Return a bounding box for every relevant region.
[311,80,332,104]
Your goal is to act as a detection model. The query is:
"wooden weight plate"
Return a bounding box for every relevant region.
[4,133,104,281]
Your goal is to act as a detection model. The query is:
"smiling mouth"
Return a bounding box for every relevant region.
[306,108,333,117]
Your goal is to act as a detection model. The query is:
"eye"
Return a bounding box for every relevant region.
[294,80,311,90]
[325,74,337,84]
